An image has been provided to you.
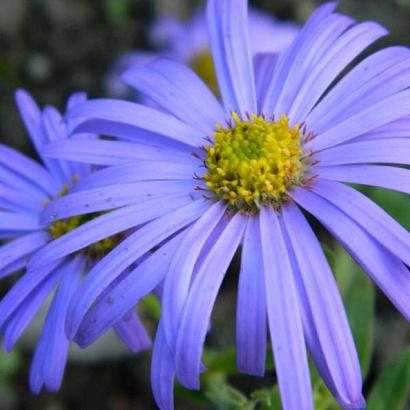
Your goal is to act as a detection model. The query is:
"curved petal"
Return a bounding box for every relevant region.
[0,185,43,213]
[1,261,64,350]
[312,180,410,266]
[308,89,410,151]
[0,231,49,272]
[30,256,84,393]
[315,138,410,166]
[43,139,196,166]
[66,200,210,340]
[74,161,199,191]
[316,165,410,194]
[291,188,410,322]
[261,2,338,116]
[288,21,387,123]
[253,53,278,112]
[67,99,205,147]
[151,322,175,410]
[0,212,41,235]
[0,144,59,197]
[273,13,355,118]
[282,203,364,408]
[75,232,183,348]
[306,47,410,132]
[207,0,257,115]
[30,194,193,269]
[236,216,267,376]
[113,312,152,353]
[175,213,246,389]
[123,58,226,134]
[162,202,227,351]
[41,180,196,222]
[259,208,313,410]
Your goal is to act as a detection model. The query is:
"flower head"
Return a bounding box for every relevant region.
[43,1,410,409]
[0,90,151,393]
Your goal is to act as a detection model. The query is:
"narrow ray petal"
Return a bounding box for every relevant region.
[175,213,246,389]
[259,208,313,410]
[67,200,209,340]
[207,0,257,115]
[236,216,267,376]
[316,165,410,194]
[282,203,364,408]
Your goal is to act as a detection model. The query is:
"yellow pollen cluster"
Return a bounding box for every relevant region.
[48,187,122,259]
[204,113,305,212]
[190,50,219,96]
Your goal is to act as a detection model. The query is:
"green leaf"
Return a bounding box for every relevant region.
[250,389,272,408]
[205,380,254,410]
[141,294,161,321]
[334,246,375,377]
[367,347,410,410]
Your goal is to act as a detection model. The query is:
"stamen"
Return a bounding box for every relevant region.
[203,113,309,212]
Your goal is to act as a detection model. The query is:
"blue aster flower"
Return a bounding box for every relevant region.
[0,90,151,393]
[41,1,410,409]
[107,6,298,97]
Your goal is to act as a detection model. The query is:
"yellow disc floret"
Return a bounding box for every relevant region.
[190,50,219,97]
[203,113,305,212]
[48,186,122,259]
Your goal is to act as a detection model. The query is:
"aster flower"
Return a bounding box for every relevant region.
[0,90,152,393]
[41,1,410,409]
[107,6,298,97]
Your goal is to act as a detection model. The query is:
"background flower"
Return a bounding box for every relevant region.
[0,90,151,394]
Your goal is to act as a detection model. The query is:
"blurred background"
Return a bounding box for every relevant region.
[0,0,409,409]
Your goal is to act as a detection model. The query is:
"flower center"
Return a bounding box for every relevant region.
[48,186,123,259]
[203,113,307,212]
[190,50,219,96]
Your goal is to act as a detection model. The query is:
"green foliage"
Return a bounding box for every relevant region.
[333,245,375,377]
[367,347,410,410]
[104,0,130,24]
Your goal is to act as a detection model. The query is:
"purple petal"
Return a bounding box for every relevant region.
[207,0,257,115]
[123,58,226,133]
[354,115,410,141]
[31,256,84,393]
[43,139,196,166]
[151,322,175,410]
[289,21,387,123]
[162,202,227,351]
[0,166,47,202]
[67,99,205,147]
[312,180,410,265]
[41,180,196,222]
[0,144,59,197]
[274,13,355,119]
[307,47,410,133]
[316,165,410,194]
[259,207,313,410]
[1,261,65,350]
[30,194,194,269]
[291,188,410,322]
[236,216,267,376]
[175,213,246,389]
[308,89,410,151]
[253,53,278,113]
[0,231,49,272]
[0,211,41,235]
[315,138,410,166]
[74,161,199,191]
[67,200,210,340]
[261,2,338,116]
[113,311,152,353]
[0,184,44,214]
[282,202,364,408]
[42,106,76,181]
[75,232,183,348]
